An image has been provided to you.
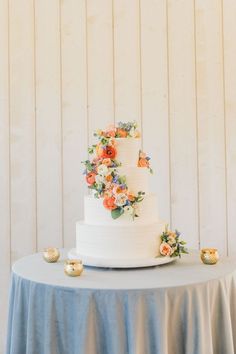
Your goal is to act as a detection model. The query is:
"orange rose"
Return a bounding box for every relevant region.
[100,146,117,159]
[116,128,128,138]
[86,172,96,185]
[138,158,149,167]
[106,174,113,182]
[103,197,117,210]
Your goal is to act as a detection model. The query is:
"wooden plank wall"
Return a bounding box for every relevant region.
[0,0,236,350]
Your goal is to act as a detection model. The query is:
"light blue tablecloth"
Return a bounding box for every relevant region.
[6,250,236,354]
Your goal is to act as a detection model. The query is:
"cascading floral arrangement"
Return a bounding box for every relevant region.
[160,226,188,258]
[82,121,150,220]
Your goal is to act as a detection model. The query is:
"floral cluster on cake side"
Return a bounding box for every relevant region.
[138,151,153,174]
[160,226,188,258]
[82,121,150,220]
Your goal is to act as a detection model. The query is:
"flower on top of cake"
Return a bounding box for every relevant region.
[160,226,188,258]
[94,121,140,139]
[82,121,148,220]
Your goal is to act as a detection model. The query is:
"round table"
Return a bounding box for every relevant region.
[6,250,236,354]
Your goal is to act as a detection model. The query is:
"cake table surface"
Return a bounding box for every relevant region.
[6,249,236,354]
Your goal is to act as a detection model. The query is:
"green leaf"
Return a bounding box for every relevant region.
[111,208,124,219]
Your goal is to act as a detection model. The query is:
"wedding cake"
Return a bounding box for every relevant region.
[72,122,187,266]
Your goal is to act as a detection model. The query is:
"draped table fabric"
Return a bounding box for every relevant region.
[6,250,236,354]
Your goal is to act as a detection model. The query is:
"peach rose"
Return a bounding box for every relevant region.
[86,172,96,185]
[103,197,117,210]
[160,242,173,256]
[138,158,149,167]
[102,158,112,166]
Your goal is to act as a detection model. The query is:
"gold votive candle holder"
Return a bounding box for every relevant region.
[64,259,84,277]
[200,248,219,265]
[43,247,60,263]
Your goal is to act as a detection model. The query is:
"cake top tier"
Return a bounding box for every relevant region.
[93,121,142,167]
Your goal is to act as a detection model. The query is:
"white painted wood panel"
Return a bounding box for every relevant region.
[167,0,199,248]
[87,0,114,141]
[140,0,171,223]
[223,0,236,255]
[195,0,227,254]
[9,0,36,260]
[0,0,10,350]
[113,0,142,132]
[35,0,63,249]
[61,0,88,247]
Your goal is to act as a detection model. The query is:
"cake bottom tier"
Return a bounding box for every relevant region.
[76,221,166,260]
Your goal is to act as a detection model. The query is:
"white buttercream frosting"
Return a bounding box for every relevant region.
[115,138,141,166]
[84,194,158,225]
[76,221,165,259]
[117,166,149,194]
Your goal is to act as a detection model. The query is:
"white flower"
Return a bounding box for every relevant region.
[115,193,128,206]
[95,174,105,184]
[97,164,109,176]
[124,205,134,215]
[129,127,136,137]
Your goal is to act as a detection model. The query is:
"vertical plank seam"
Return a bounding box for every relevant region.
[165,0,172,228]
[33,0,38,252]
[138,0,143,150]
[112,0,115,125]
[220,0,229,255]
[59,0,64,248]
[85,0,89,155]
[193,0,201,249]
[7,0,12,267]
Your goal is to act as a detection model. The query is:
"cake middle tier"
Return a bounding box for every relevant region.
[115,166,149,195]
[85,193,159,225]
[115,137,140,166]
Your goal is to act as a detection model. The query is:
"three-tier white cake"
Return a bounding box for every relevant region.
[75,137,166,263]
